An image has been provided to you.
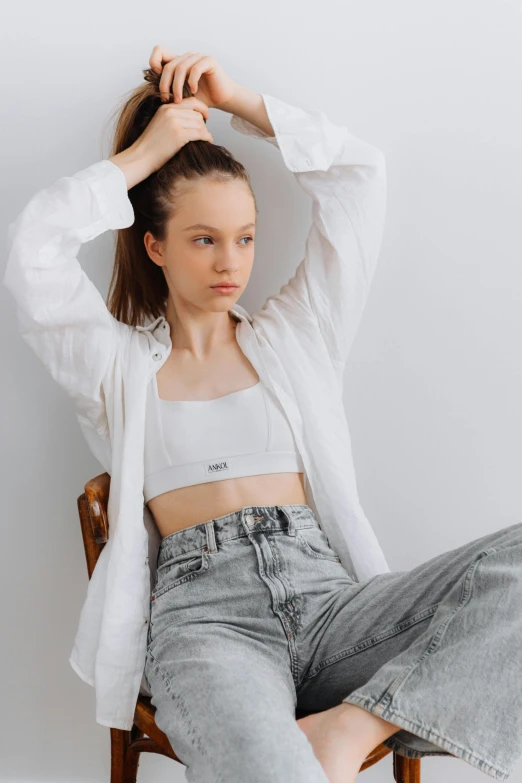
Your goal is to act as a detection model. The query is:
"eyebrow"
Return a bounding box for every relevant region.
[182,222,256,233]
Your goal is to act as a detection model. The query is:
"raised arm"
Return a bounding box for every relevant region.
[229,92,387,382]
[3,91,213,431]
[3,160,135,426]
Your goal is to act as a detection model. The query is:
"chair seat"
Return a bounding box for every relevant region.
[133,694,179,761]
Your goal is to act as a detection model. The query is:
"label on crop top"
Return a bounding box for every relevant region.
[204,459,230,476]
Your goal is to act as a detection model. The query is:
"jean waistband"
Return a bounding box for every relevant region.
[157,504,319,568]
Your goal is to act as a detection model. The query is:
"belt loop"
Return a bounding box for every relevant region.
[278,505,296,537]
[205,520,218,553]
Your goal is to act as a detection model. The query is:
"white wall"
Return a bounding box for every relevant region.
[1,1,521,781]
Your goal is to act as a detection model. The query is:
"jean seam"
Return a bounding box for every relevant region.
[145,649,208,765]
[152,552,210,599]
[301,604,440,683]
[153,570,199,598]
[267,534,295,606]
[217,533,248,544]
[481,536,522,557]
[158,548,206,569]
[343,693,511,781]
[372,547,493,710]
[295,530,342,562]
[342,548,513,780]
[381,731,452,758]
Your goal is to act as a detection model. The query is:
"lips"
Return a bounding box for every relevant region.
[211,284,238,289]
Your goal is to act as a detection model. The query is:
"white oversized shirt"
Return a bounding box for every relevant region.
[3,93,390,730]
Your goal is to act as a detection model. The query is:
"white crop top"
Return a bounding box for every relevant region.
[143,374,305,503]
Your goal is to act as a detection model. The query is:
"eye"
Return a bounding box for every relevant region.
[193,236,254,246]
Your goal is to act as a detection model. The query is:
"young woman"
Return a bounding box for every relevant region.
[4,45,522,783]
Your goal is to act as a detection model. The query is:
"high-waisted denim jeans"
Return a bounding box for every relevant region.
[144,504,522,782]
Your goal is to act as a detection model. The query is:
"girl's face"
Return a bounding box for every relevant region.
[144,178,256,315]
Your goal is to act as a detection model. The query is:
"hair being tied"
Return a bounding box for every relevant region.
[104,67,255,328]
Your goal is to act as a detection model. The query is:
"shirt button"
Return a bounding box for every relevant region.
[152,352,162,361]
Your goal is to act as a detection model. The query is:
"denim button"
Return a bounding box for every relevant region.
[245,514,255,526]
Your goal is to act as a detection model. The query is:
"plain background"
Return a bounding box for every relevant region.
[1,1,521,781]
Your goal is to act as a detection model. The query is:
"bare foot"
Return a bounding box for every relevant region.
[297,703,399,783]
[298,706,362,782]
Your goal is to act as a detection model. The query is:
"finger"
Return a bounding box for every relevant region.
[167,96,210,120]
[159,52,196,101]
[149,45,163,72]
[163,103,209,122]
[185,127,214,144]
[180,116,210,132]
[184,98,210,120]
[186,55,213,95]
[149,45,177,73]
[158,55,185,101]
[171,51,202,103]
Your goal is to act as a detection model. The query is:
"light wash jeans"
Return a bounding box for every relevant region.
[144,504,522,782]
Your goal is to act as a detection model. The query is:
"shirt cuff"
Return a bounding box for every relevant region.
[229,92,330,174]
[75,158,135,235]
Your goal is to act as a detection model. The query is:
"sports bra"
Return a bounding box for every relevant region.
[143,373,305,503]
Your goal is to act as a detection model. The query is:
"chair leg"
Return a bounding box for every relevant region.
[110,726,143,783]
[393,752,421,783]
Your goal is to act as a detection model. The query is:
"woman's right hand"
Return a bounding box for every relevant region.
[109,96,213,188]
[136,96,213,173]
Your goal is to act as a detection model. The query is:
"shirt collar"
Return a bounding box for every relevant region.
[135,304,252,333]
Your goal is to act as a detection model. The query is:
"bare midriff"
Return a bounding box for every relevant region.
[147,472,307,538]
[147,314,307,538]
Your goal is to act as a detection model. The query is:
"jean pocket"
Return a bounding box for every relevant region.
[152,547,210,600]
[295,526,342,562]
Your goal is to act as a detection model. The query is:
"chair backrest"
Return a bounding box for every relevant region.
[76,472,111,579]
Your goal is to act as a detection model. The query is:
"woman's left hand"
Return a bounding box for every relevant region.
[149,46,239,110]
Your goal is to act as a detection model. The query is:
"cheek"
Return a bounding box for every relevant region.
[244,253,255,275]
[164,249,197,284]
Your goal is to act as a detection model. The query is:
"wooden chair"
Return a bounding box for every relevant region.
[77,472,421,782]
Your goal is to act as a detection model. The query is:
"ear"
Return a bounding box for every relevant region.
[143,230,165,267]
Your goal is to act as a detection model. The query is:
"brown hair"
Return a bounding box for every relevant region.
[104,68,257,327]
